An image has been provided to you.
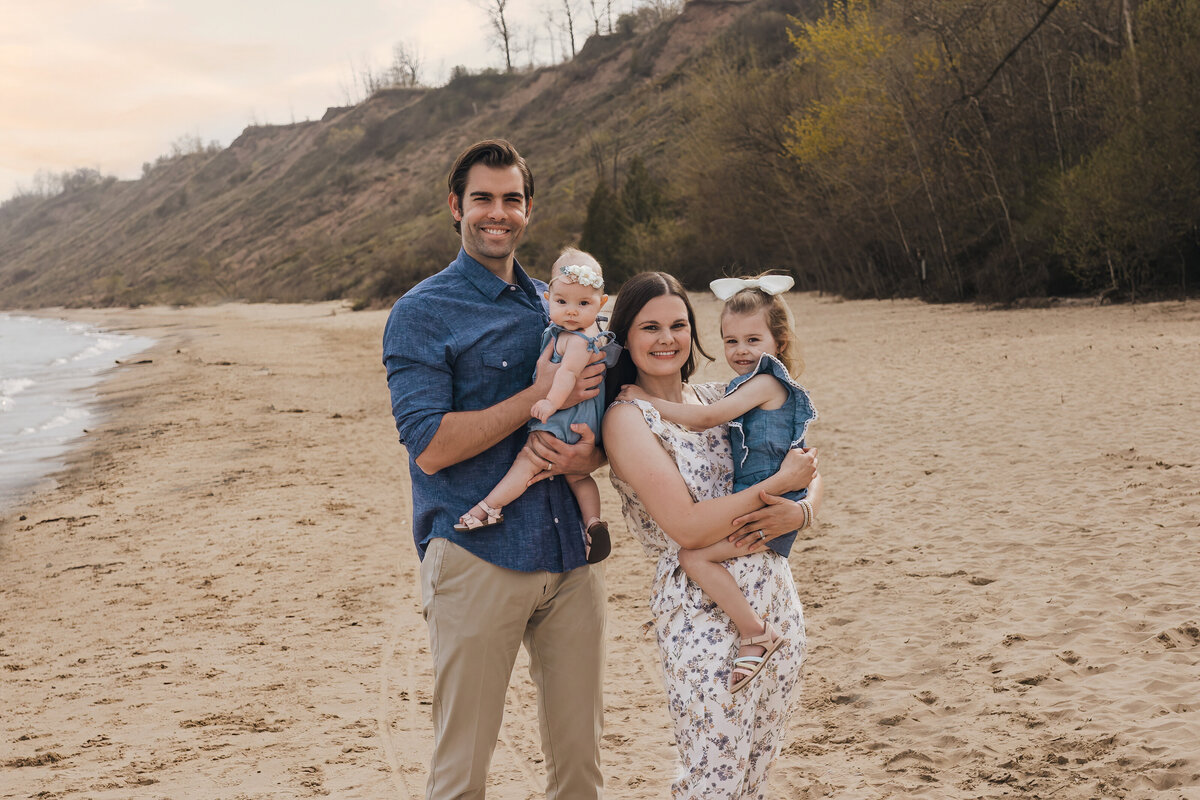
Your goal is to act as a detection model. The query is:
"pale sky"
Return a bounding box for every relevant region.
[1,0,630,201]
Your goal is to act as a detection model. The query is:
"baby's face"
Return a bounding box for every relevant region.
[547,280,605,330]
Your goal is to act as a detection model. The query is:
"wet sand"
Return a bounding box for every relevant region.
[2,297,1198,798]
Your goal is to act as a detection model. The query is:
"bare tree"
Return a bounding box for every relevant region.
[475,0,516,72]
[543,8,560,63]
[561,0,579,57]
[521,25,540,68]
[588,0,601,35]
[389,40,424,87]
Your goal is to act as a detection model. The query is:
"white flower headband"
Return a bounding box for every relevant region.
[555,263,605,290]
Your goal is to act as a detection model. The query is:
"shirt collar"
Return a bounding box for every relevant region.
[453,248,541,303]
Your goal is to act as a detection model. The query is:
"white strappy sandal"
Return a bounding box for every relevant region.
[453,501,504,532]
[730,622,785,694]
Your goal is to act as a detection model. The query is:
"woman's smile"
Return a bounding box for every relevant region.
[627,295,692,376]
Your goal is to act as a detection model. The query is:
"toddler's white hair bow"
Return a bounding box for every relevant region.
[709,274,795,301]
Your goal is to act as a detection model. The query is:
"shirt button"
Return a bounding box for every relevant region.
[509,286,517,291]
[554,518,559,524]
[501,360,508,367]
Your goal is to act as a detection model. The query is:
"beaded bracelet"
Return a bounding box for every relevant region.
[798,498,814,530]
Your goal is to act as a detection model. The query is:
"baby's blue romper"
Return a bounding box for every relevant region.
[726,353,818,557]
[528,323,619,445]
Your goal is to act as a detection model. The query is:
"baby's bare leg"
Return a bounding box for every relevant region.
[678,541,764,642]
[466,448,541,521]
[565,474,601,524]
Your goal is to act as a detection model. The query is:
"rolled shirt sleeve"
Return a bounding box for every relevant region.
[380,250,588,572]
[383,297,453,460]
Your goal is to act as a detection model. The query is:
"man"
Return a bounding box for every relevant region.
[383,139,607,799]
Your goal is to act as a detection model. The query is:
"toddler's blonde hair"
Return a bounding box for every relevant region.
[720,274,802,377]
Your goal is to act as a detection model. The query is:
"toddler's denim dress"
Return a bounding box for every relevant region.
[727,354,817,557]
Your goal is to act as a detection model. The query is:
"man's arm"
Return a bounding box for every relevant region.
[385,298,605,476]
[417,347,561,474]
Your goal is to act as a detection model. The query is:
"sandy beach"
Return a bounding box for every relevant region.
[2,296,1198,799]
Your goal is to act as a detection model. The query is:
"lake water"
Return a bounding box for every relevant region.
[0,314,153,510]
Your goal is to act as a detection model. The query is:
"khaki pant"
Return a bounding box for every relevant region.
[419,537,606,800]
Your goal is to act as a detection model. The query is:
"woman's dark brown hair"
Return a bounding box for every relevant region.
[605,272,713,405]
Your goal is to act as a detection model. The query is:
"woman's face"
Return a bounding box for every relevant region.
[626,294,692,379]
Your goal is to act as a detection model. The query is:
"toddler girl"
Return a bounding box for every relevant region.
[619,274,817,691]
[455,248,616,564]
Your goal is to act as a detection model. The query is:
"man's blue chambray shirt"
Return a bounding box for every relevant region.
[382,249,588,573]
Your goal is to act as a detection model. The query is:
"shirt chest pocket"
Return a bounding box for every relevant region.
[453,346,522,411]
[478,348,518,373]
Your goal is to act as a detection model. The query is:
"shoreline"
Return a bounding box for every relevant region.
[2,298,1198,798]
[0,313,156,513]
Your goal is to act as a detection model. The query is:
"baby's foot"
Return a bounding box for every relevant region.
[585,518,611,564]
[453,502,503,532]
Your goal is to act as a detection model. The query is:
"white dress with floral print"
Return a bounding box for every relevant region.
[609,384,807,800]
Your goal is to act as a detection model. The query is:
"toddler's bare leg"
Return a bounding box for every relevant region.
[566,474,610,563]
[678,540,784,689]
[678,541,764,640]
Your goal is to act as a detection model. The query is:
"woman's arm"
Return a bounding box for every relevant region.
[603,403,817,549]
[728,471,824,553]
[618,374,786,431]
[532,335,592,423]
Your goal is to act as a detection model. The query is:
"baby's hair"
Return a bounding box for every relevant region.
[549,247,605,291]
[721,275,803,377]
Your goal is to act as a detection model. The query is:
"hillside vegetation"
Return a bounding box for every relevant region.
[2,0,1196,308]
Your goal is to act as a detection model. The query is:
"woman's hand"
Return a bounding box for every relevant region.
[728,489,811,553]
[616,383,651,403]
[779,446,818,493]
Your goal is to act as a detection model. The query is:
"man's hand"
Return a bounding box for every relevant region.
[524,425,603,485]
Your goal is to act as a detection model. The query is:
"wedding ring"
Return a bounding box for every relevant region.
[757,530,765,541]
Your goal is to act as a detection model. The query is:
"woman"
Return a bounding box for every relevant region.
[602,272,822,798]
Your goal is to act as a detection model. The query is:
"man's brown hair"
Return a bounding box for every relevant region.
[446,139,534,233]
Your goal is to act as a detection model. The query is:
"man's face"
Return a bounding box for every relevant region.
[449,164,531,271]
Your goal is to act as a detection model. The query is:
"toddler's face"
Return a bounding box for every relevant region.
[721,310,779,375]
[547,280,606,330]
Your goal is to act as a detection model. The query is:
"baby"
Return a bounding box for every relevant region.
[455,248,616,563]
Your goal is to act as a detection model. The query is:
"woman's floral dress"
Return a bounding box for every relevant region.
[609,384,807,800]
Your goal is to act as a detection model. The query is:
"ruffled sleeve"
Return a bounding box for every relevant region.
[726,354,817,458]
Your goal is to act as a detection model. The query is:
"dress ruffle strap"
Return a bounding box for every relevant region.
[547,323,623,367]
[725,353,817,465]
